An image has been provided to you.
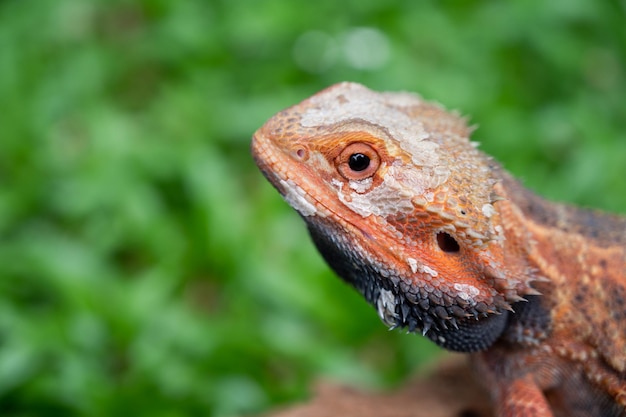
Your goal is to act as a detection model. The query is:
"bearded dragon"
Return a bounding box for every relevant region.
[251,82,626,417]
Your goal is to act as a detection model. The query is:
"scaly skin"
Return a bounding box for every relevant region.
[251,82,626,417]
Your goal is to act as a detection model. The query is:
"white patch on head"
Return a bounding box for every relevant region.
[493,225,505,242]
[300,83,446,169]
[453,283,480,303]
[348,177,373,193]
[330,178,344,195]
[338,169,415,217]
[376,288,398,327]
[482,203,495,218]
[279,179,324,217]
[421,265,438,278]
[298,83,456,219]
[407,257,438,278]
[338,162,444,218]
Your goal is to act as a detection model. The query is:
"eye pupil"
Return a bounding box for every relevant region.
[348,153,370,171]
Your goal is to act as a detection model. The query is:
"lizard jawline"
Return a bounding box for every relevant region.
[306,217,509,353]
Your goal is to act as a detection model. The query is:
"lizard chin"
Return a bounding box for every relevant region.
[306,218,509,353]
[375,287,509,352]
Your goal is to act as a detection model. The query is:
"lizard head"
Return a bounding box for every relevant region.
[252,82,538,352]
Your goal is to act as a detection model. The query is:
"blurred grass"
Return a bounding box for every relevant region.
[0,0,624,415]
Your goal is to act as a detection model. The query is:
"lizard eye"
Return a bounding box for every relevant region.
[337,143,380,180]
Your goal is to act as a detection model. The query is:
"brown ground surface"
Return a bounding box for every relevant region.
[265,355,493,417]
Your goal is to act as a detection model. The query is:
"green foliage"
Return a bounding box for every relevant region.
[0,0,624,415]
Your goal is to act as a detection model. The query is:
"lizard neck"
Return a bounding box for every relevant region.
[497,170,626,373]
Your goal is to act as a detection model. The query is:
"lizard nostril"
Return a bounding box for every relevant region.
[436,232,460,253]
[295,147,307,160]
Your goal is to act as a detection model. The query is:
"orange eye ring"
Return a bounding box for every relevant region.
[336,143,381,180]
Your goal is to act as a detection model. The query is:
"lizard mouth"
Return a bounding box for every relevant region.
[252,132,334,218]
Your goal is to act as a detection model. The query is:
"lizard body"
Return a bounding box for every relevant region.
[251,82,626,417]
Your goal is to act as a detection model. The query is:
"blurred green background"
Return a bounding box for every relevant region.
[0,0,624,415]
